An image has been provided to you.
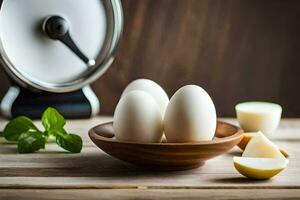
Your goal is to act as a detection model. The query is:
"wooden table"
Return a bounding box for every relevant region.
[0,117,299,199]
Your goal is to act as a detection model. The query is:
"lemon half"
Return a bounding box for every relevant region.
[233,157,289,179]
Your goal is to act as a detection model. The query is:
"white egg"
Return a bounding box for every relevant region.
[164,85,217,142]
[114,90,163,143]
[121,79,169,115]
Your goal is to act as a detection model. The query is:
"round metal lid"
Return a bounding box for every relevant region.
[0,0,123,92]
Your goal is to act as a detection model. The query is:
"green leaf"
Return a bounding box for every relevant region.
[55,130,82,153]
[18,131,46,153]
[42,107,65,133]
[0,131,3,137]
[2,107,83,154]
[3,116,38,141]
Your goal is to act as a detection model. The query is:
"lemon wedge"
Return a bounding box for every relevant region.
[238,132,289,157]
[242,132,286,159]
[233,157,289,179]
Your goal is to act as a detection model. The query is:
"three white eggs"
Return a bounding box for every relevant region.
[113,79,217,143]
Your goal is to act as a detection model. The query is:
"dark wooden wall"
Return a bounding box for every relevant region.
[0,0,299,117]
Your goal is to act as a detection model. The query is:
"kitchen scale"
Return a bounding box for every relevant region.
[0,0,123,118]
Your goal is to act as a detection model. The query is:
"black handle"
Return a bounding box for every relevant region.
[44,16,95,66]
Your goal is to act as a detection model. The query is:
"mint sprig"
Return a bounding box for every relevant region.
[2,107,82,153]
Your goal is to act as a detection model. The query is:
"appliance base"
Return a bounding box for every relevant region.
[0,85,100,119]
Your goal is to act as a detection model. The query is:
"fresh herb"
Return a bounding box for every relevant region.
[18,131,46,153]
[2,107,82,153]
[55,130,83,153]
[3,116,38,141]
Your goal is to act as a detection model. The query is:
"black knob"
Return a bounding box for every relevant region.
[44,16,69,39]
[43,16,95,66]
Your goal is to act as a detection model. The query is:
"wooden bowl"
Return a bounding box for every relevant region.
[89,121,243,170]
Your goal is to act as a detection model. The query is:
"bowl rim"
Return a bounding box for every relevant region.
[88,121,244,146]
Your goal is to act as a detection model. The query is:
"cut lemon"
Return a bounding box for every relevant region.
[242,132,286,159]
[237,132,289,157]
[233,157,288,179]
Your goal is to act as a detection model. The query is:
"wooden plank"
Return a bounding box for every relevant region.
[0,147,297,189]
[0,118,299,190]
[0,189,300,200]
[0,175,299,189]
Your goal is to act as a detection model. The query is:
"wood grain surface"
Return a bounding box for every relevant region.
[0,0,300,117]
[0,117,299,199]
[1,189,300,200]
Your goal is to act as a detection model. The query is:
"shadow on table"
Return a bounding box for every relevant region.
[0,150,199,178]
[0,143,18,154]
[226,150,242,157]
[211,177,270,183]
[74,152,201,177]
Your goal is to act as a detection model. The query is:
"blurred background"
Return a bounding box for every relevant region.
[0,0,299,117]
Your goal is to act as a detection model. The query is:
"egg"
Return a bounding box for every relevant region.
[164,85,217,142]
[114,90,163,143]
[121,79,169,115]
